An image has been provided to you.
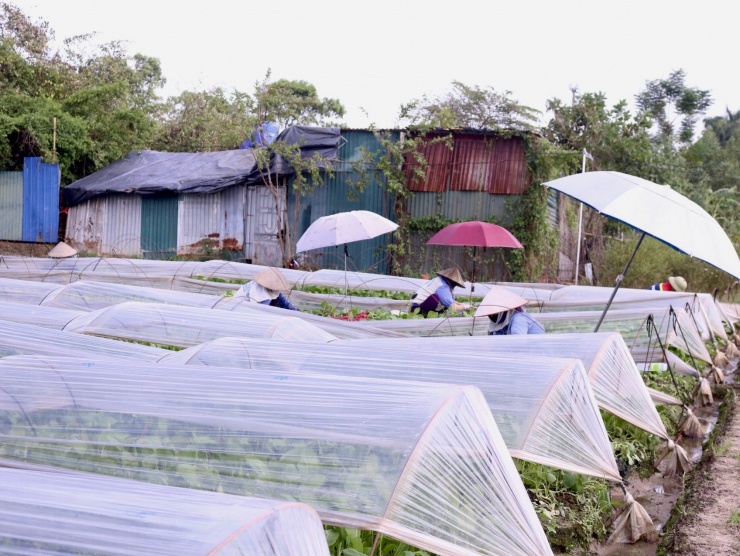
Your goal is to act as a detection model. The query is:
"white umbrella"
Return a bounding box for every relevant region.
[296,210,398,254]
[545,171,740,330]
[295,210,398,290]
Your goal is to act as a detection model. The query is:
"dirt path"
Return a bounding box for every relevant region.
[666,381,740,555]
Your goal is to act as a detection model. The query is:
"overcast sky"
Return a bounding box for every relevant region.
[14,0,740,130]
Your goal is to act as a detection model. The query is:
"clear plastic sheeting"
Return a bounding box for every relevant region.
[341,334,670,441]
[0,276,402,340]
[351,306,706,364]
[0,277,62,305]
[215,297,407,339]
[0,320,167,360]
[41,279,221,311]
[0,356,553,556]
[162,337,620,481]
[0,468,330,556]
[63,302,338,346]
[0,301,82,330]
[665,308,712,364]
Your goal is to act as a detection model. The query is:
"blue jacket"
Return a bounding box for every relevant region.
[489,309,545,335]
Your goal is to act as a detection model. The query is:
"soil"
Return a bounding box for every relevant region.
[0,240,55,258]
[662,366,740,555]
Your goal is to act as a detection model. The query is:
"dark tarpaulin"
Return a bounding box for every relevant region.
[63,127,341,207]
[250,126,341,178]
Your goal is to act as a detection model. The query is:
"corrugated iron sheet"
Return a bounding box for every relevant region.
[406,139,452,192]
[177,187,245,255]
[22,157,60,243]
[141,195,178,259]
[65,194,142,256]
[0,171,23,241]
[405,133,528,195]
[289,130,396,273]
[103,194,142,256]
[407,191,519,225]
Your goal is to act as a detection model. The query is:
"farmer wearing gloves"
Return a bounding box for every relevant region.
[409,267,466,317]
[648,276,687,292]
[238,267,297,311]
[475,285,545,335]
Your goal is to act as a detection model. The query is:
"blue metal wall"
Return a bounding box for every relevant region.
[288,130,398,273]
[21,157,60,243]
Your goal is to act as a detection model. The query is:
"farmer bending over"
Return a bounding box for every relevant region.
[238,268,297,310]
[475,285,545,335]
[409,267,466,317]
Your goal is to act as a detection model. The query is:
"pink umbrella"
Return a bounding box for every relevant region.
[426,221,523,293]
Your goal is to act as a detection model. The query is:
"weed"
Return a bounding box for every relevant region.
[516,461,611,550]
[324,527,431,556]
[706,439,730,458]
[729,509,740,525]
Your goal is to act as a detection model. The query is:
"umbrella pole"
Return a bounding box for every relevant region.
[471,246,477,296]
[594,231,646,332]
[344,243,349,297]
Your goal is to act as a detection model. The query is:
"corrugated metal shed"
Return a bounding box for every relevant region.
[22,157,60,243]
[141,195,178,259]
[288,130,397,273]
[405,139,452,192]
[103,194,142,256]
[406,133,528,195]
[66,194,142,256]
[0,171,23,241]
[178,187,245,256]
[406,191,519,224]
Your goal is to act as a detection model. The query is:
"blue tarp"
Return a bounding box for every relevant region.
[63,127,341,207]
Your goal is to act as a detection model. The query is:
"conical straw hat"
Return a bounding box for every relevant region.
[47,241,78,259]
[668,276,687,292]
[253,268,291,293]
[436,267,465,288]
[474,285,528,318]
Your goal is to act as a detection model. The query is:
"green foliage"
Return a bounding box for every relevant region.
[704,107,740,146]
[399,81,540,131]
[600,234,734,293]
[253,70,345,129]
[602,412,660,475]
[505,136,564,281]
[324,527,431,556]
[544,91,656,176]
[153,88,254,152]
[636,69,712,144]
[0,3,163,181]
[294,283,413,300]
[516,461,611,550]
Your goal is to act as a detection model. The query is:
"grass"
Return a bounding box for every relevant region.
[729,509,740,525]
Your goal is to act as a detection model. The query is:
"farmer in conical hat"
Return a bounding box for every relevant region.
[238,268,297,311]
[475,285,545,335]
[409,267,466,317]
[648,276,687,292]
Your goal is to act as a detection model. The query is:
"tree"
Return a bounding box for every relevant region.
[704,107,740,147]
[248,72,345,266]
[0,2,165,181]
[399,81,539,130]
[635,69,712,144]
[252,71,345,129]
[154,88,255,152]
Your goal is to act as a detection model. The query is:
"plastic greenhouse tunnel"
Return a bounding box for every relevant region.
[0,320,166,361]
[162,337,621,481]
[0,355,554,556]
[62,302,339,346]
[343,333,670,442]
[0,468,330,556]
